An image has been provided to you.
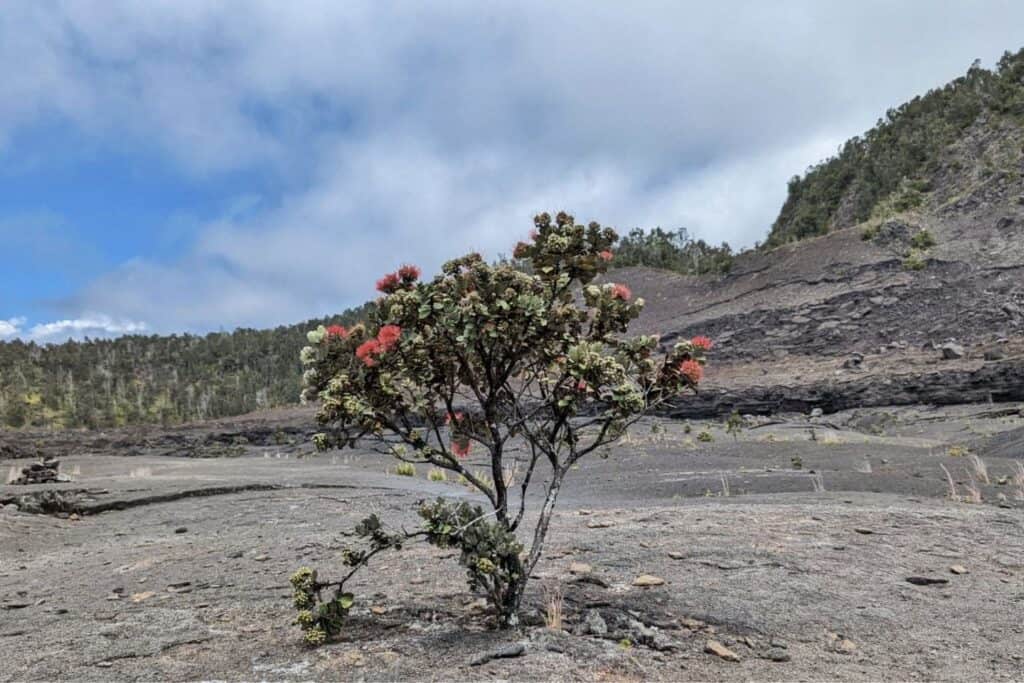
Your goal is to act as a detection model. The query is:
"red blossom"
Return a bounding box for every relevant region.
[397,264,421,282]
[451,439,471,458]
[610,283,632,301]
[598,250,614,262]
[375,272,400,294]
[691,335,714,351]
[325,325,348,340]
[376,324,402,351]
[679,359,703,384]
[576,379,588,392]
[529,229,539,240]
[355,339,381,366]
[445,411,465,425]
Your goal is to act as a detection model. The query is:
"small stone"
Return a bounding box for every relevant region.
[568,562,592,575]
[370,606,387,615]
[853,528,874,535]
[810,408,824,418]
[938,342,965,360]
[906,576,949,586]
[131,591,156,603]
[95,661,113,668]
[632,574,665,587]
[705,640,740,662]
[667,551,686,560]
[681,617,705,630]
[253,555,269,562]
[586,520,613,529]
[469,643,525,666]
[582,609,607,637]
[174,527,188,534]
[69,513,80,521]
[949,565,968,575]
[835,638,857,654]
[766,648,791,662]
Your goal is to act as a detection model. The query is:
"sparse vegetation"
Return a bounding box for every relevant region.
[911,229,937,249]
[394,462,416,477]
[697,430,714,443]
[725,410,744,441]
[427,468,448,482]
[903,250,928,271]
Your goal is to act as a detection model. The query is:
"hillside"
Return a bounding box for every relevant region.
[0,305,371,429]
[767,48,1024,246]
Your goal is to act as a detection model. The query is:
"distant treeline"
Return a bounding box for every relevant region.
[0,304,371,429]
[768,48,1024,246]
[612,227,737,275]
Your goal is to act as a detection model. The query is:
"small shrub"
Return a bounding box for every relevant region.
[394,462,416,477]
[947,445,969,457]
[725,410,744,441]
[791,455,803,470]
[697,430,713,443]
[293,210,713,639]
[861,223,881,241]
[683,423,692,434]
[427,468,447,482]
[910,229,937,249]
[903,250,927,271]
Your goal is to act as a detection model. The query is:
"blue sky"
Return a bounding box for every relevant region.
[3,1,1024,342]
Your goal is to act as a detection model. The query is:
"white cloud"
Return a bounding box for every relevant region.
[4,2,1024,334]
[0,318,25,339]
[26,315,148,343]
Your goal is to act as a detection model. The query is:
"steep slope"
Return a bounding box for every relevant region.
[768,48,1024,246]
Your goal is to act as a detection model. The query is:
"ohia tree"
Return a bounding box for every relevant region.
[292,211,710,643]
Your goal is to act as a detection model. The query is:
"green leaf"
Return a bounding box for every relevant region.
[338,593,355,610]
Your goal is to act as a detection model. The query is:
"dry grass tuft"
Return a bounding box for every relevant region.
[719,473,730,497]
[966,454,989,484]
[1012,461,1024,501]
[940,464,960,502]
[543,583,564,631]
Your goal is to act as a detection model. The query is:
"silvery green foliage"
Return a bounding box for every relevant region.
[292,211,709,640]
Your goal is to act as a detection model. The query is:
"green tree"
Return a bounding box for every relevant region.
[292,211,711,642]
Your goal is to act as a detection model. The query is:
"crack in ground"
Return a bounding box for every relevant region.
[1,482,401,517]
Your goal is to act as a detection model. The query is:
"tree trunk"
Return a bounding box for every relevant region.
[495,467,566,628]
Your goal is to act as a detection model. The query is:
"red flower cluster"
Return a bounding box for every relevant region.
[445,411,465,425]
[355,325,403,366]
[598,250,614,262]
[451,439,471,458]
[376,264,421,294]
[691,335,713,351]
[529,229,539,240]
[575,379,588,392]
[610,283,632,301]
[377,324,402,351]
[679,359,703,384]
[355,339,381,366]
[326,325,348,340]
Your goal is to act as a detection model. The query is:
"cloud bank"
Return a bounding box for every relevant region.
[3,1,1024,337]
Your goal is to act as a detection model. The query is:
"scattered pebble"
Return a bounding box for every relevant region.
[705,640,740,662]
[950,565,968,575]
[632,574,665,587]
[174,527,188,534]
[568,562,592,575]
[469,643,525,666]
[835,638,857,654]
